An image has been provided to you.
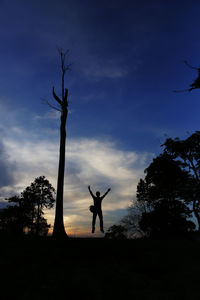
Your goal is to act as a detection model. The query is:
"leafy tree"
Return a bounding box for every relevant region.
[21,176,55,235]
[121,153,195,238]
[120,203,146,238]
[144,153,189,200]
[105,225,127,240]
[0,176,55,236]
[137,153,195,237]
[119,179,154,238]
[162,132,200,231]
[7,194,34,232]
[29,216,50,236]
[139,199,195,237]
[0,205,26,235]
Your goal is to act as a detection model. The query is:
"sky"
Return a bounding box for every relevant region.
[1,0,200,236]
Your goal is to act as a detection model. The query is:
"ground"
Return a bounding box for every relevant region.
[0,236,199,299]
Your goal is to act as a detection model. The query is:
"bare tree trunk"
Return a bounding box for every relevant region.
[52,50,70,238]
[53,108,68,237]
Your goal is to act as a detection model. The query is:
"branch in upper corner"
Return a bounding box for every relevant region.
[183,60,199,70]
[173,60,200,93]
[173,88,193,93]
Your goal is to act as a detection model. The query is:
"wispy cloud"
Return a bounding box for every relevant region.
[83,64,128,80]
[81,58,128,81]
[0,140,16,195]
[33,110,61,121]
[1,133,153,235]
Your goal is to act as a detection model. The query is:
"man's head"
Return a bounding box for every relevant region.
[96,191,100,197]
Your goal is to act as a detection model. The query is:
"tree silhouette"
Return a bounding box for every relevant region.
[21,176,55,235]
[139,200,195,237]
[0,204,28,235]
[162,132,200,231]
[51,50,71,238]
[105,224,127,239]
[0,176,55,235]
[137,153,195,237]
[121,153,195,238]
[174,60,200,92]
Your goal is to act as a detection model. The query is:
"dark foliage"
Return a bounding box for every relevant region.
[21,176,55,235]
[162,131,200,231]
[0,205,27,234]
[137,153,195,237]
[105,224,127,239]
[0,176,55,235]
[121,151,196,238]
[139,200,195,238]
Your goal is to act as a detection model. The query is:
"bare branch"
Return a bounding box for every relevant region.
[173,60,200,92]
[58,48,70,73]
[52,87,62,105]
[42,98,61,112]
[63,65,71,73]
[60,51,71,73]
[61,52,66,74]
[46,102,62,112]
[184,60,199,70]
[57,47,69,57]
[173,88,194,93]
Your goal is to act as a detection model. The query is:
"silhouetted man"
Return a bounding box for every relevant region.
[88,185,111,233]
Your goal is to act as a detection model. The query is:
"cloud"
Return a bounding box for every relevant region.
[83,63,128,80]
[2,134,153,235]
[0,139,16,193]
[81,57,128,81]
[33,110,60,121]
[33,109,74,123]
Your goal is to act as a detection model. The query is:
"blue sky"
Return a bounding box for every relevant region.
[1,0,200,236]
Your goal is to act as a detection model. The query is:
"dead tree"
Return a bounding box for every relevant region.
[50,49,71,238]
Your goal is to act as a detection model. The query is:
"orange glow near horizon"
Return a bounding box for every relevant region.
[48,226,104,238]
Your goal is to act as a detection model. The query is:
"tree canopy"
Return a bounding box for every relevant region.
[162,132,200,231]
[0,176,55,236]
[114,135,199,239]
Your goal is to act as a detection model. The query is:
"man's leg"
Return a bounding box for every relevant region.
[98,210,104,233]
[92,212,97,233]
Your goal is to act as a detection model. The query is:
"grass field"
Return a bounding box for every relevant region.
[0,236,200,299]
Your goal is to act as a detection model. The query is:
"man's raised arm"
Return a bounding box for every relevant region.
[101,188,111,199]
[88,185,95,198]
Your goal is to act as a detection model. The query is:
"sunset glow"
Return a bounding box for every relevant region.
[0,1,200,236]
